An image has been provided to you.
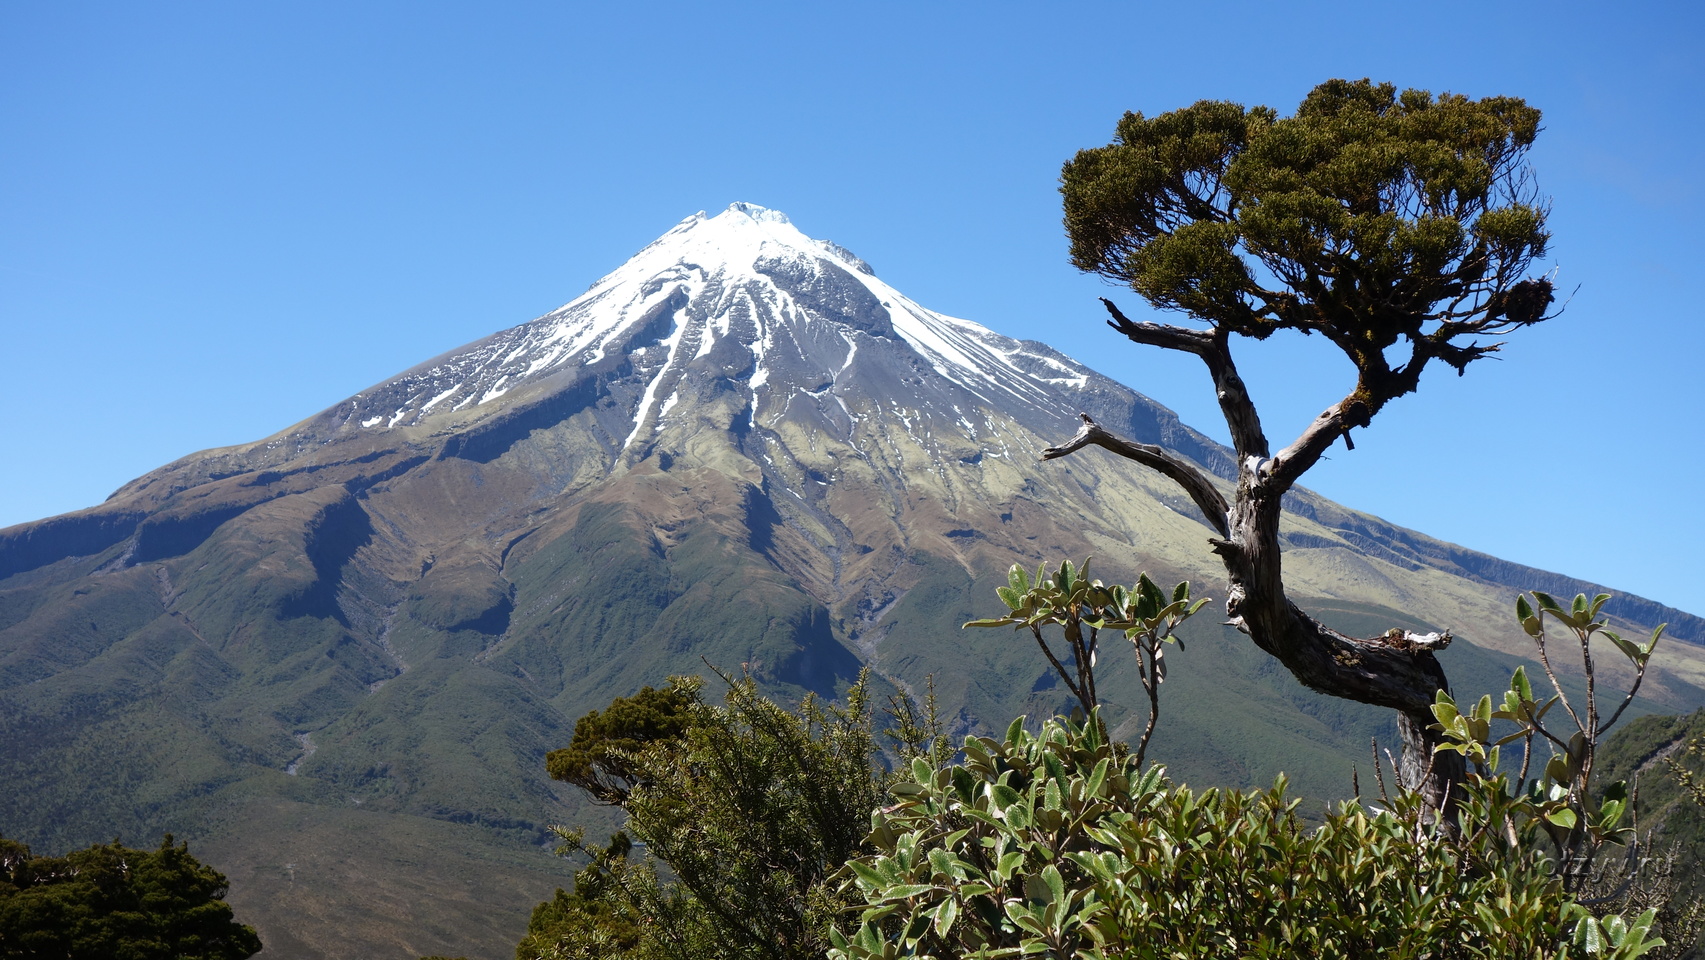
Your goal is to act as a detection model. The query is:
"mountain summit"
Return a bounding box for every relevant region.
[298,200,1130,460]
[3,206,1701,960]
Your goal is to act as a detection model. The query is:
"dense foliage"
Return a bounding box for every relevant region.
[1430,592,1663,884]
[545,682,697,804]
[1061,77,1553,384]
[525,639,1686,958]
[0,834,260,960]
[832,712,1658,960]
[521,671,934,960]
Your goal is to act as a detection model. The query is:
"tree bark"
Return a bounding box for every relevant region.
[1042,301,1465,814]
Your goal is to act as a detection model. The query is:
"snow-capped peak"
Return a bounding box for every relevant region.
[725,201,791,224]
[333,204,1094,440]
[603,202,872,289]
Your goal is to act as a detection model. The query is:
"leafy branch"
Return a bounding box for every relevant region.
[965,558,1206,765]
[1431,591,1665,901]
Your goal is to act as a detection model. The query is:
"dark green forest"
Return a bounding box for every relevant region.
[0,835,260,960]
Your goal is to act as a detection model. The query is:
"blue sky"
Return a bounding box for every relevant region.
[3,2,1701,617]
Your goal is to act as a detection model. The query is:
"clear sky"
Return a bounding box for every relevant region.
[3,2,1701,617]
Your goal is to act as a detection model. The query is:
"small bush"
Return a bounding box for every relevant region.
[832,712,1659,959]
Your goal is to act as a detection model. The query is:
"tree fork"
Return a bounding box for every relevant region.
[1041,413,1464,813]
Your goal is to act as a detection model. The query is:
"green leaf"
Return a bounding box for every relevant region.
[848,860,886,889]
[1545,807,1578,830]
[1590,593,1612,618]
[1137,574,1165,610]
[1431,696,1460,729]
[1606,632,1641,662]
[933,896,959,937]
[1510,666,1532,703]
[1136,766,1166,794]
[1575,914,1604,953]
[1515,594,1534,621]
[1009,564,1030,593]
[1007,801,1031,829]
[1085,758,1110,798]
[1042,864,1065,904]
[1005,716,1026,746]
[1644,624,1666,656]
[1473,694,1493,723]
[1044,779,1063,811]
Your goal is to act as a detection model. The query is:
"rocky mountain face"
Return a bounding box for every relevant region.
[3,203,1702,960]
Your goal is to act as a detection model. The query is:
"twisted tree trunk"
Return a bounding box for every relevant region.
[1041,302,1464,813]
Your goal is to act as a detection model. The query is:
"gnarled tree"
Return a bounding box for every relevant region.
[1047,78,1556,811]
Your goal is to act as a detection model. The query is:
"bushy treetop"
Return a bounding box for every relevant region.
[0,834,260,960]
[1062,78,1552,408]
[545,680,698,804]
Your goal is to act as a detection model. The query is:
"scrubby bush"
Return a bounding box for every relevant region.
[523,670,940,960]
[832,712,1660,959]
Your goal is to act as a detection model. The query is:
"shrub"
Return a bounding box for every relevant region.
[832,712,1660,959]
[524,670,940,960]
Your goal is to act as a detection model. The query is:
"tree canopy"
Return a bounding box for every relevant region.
[0,834,260,960]
[545,681,697,805]
[1062,78,1553,426]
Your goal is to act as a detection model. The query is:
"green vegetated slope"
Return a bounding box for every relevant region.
[4,355,1704,959]
[1597,709,1705,917]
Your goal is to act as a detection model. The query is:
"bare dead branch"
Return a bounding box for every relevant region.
[1099,298,1216,356]
[1040,413,1230,538]
[1099,299,1271,461]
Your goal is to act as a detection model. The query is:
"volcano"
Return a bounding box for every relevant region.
[3,203,1700,960]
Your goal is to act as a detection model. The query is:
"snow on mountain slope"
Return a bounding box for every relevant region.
[328,203,1096,444]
